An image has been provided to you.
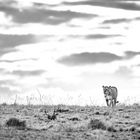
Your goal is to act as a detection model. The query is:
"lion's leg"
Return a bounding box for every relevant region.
[114,98,117,106]
[108,99,112,107]
[111,99,114,107]
[106,99,109,106]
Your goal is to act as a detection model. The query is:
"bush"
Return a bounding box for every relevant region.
[56,108,69,113]
[129,126,136,132]
[107,126,117,132]
[68,117,80,121]
[5,118,26,129]
[1,103,7,106]
[47,110,58,120]
[119,127,124,132]
[88,119,106,130]
[103,112,109,116]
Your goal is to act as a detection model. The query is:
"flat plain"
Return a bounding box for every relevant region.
[0,104,140,140]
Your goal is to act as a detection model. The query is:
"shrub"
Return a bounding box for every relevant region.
[47,110,58,120]
[88,119,106,130]
[129,126,136,132]
[119,127,124,132]
[56,108,69,113]
[1,102,7,106]
[107,126,117,132]
[5,118,26,129]
[103,112,109,116]
[68,117,80,121]
[95,111,100,115]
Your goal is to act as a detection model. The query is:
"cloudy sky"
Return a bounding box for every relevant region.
[0,0,140,105]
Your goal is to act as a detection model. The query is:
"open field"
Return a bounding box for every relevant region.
[0,104,140,140]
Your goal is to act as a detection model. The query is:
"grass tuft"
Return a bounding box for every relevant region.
[107,126,117,132]
[5,118,26,129]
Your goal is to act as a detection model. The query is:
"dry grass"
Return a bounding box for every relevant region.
[0,104,139,139]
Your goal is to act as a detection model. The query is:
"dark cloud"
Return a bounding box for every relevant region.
[98,26,111,29]
[135,17,140,20]
[33,2,48,7]
[0,34,35,48]
[58,51,140,66]
[102,18,132,24]
[11,70,45,77]
[0,5,96,24]
[33,2,56,7]
[63,0,140,11]
[125,51,140,59]
[85,34,122,39]
[113,42,123,45]
[58,52,122,66]
[63,34,122,40]
[0,58,37,63]
[0,34,36,56]
[0,34,53,57]
[0,68,45,79]
[0,0,17,7]
[0,48,16,58]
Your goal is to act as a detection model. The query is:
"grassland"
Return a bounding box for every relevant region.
[0,104,140,140]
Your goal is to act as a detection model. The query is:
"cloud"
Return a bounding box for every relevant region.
[102,18,132,24]
[63,34,122,40]
[125,51,140,59]
[0,34,54,56]
[0,48,15,58]
[0,58,37,63]
[0,34,36,47]
[0,79,15,86]
[135,17,140,20]
[0,4,95,24]
[11,70,45,77]
[0,69,46,93]
[0,34,37,56]
[0,79,19,95]
[57,52,122,66]
[0,0,16,7]
[114,66,133,78]
[63,0,140,11]
[85,34,122,39]
[136,64,140,67]
[58,51,140,66]
[0,86,15,95]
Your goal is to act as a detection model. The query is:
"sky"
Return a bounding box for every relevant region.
[0,0,140,105]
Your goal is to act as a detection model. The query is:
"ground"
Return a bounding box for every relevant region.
[0,104,140,140]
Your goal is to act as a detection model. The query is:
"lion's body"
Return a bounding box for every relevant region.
[102,86,118,107]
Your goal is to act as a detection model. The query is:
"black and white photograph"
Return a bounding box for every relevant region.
[0,0,140,139]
